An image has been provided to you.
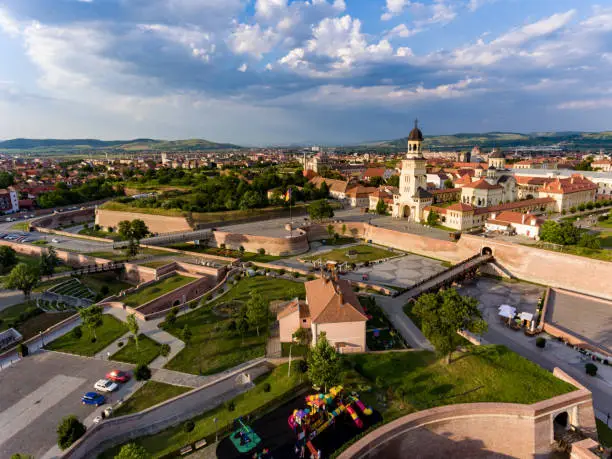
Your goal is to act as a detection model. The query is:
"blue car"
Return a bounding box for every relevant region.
[81,392,105,406]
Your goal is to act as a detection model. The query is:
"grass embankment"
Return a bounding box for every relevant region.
[0,301,73,340]
[111,334,162,365]
[10,222,30,231]
[101,201,307,224]
[78,227,123,241]
[303,244,396,263]
[139,260,174,269]
[46,314,127,356]
[168,243,283,263]
[79,272,133,297]
[164,276,305,375]
[122,275,193,307]
[527,243,612,262]
[113,381,191,417]
[597,419,612,447]
[344,346,577,421]
[100,362,304,459]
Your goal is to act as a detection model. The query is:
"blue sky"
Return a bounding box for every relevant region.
[0,0,611,145]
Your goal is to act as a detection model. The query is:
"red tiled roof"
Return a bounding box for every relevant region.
[539,175,597,194]
[462,178,502,190]
[305,277,367,324]
[363,167,385,178]
[488,211,542,226]
[431,188,460,195]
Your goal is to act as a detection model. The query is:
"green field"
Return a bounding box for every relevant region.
[344,346,576,420]
[46,314,127,356]
[139,260,174,269]
[10,222,30,231]
[122,275,193,307]
[78,227,122,241]
[0,301,73,340]
[303,244,397,264]
[113,381,191,417]
[78,272,133,297]
[100,362,303,458]
[111,334,162,365]
[164,276,305,375]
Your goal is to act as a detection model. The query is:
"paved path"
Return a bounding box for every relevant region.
[376,295,434,350]
[0,290,40,312]
[93,331,131,360]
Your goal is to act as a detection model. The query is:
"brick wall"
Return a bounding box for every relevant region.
[31,208,95,229]
[136,275,214,316]
[95,209,192,233]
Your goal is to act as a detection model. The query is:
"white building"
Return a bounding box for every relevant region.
[391,120,433,222]
[0,188,19,214]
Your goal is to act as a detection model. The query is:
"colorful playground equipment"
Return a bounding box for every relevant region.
[229,417,262,454]
[288,386,372,457]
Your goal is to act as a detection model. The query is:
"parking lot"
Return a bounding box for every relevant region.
[0,351,136,459]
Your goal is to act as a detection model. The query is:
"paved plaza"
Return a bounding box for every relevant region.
[546,289,612,354]
[0,352,135,459]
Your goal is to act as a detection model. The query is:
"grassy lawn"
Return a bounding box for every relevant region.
[46,314,127,356]
[597,419,612,447]
[111,334,161,365]
[78,272,133,297]
[33,278,69,292]
[78,227,123,241]
[122,275,194,307]
[344,346,577,421]
[0,301,73,340]
[303,244,397,263]
[599,231,612,249]
[164,276,305,375]
[167,243,283,263]
[100,362,304,458]
[10,221,30,231]
[113,381,191,417]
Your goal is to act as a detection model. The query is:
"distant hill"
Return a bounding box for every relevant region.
[0,138,241,152]
[374,131,612,150]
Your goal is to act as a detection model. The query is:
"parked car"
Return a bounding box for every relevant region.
[93,407,113,424]
[106,370,131,383]
[94,379,119,392]
[81,392,106,406]
[51,238,60,243]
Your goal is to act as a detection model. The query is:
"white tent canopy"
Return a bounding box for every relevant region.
[518,312,534,322]
[498,304,516,319]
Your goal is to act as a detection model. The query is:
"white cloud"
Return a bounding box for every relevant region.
[381,0,410,21]
[255,0,287,19]
[558,99,612,110]
[238,63,248,72]
[0,8,20,36]
[228,23,278,59]
[139,24,215,61]
[468,0,497,12]
[386,23,422,38]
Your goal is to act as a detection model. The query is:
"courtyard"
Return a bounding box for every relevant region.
[0,352,135,459]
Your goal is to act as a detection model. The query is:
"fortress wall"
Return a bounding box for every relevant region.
[212,230,309,256]
[458,235,612,300]
[95,209,192,234]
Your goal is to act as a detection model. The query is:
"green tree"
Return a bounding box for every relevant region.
[386,175,400,187]
[293,327,310,347]
[0,171,14,188]
[376,199,387,215]
[79,305,104,341]
[341,223,347,236]
[181,324,192,345]
[539,221,580,245]
[134,363,152,381]
[4,263,40,300]
[57,415,86,450]
[130,219,150,240]
[39,246,60,276]
[443,178,454,189]
[369,176,384,187]
[578,233,601,249]
[165,307,178,327]
[427,210,439,226]
[307,199,334,222]
[126,313,140,351]
[413,289,487,364]
[117,220,133,240]
[0,246,17,274]
[115,443,149,459]
[326,224,335,239]
[246,292,269,336]
[237,317,249,344]
[307,332,340,392]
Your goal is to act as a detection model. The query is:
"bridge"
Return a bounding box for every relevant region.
[42,262,125,281]
[397,252,494,302]
[113,229,213,249]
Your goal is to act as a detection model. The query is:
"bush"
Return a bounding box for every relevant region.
[100,285,110,296]
[585,362,598,377]
[263,382,271,393]
[292,272,299,278]
[19,343,29,357]
[278,269,286,275]
[183,420,195,433]
[57,415,86,450]
[536,337,546,348]
[188,301,198,309]
[160,344,171,357]
[117,341,124,348]
[134,364,152,381]
[298,360,308,374]
[226,401,236,412]
[71,326,83,340]
[258,248,265,255]
[128,335,135,344]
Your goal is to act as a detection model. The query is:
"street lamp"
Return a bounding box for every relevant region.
[39,331,44,348]
[213,417,218,443]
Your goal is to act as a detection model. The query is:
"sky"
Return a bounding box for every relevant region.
[0,0,611,146]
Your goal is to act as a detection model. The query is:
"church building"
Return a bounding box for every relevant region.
[392,120,433,222]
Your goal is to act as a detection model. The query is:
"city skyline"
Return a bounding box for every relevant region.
[1,0,611,144]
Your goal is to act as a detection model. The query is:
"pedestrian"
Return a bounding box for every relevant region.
[106,351,110,360]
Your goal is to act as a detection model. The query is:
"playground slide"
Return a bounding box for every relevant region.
[353,398,373,416]
[306,440,318,458]
[345,404,363,428]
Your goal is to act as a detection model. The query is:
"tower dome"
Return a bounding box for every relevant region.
[408,119,424,142]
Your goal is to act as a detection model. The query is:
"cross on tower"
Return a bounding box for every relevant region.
[414,118,419,129]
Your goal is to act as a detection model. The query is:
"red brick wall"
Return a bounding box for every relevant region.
[212,230,309,256]
[95,209,192,233]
